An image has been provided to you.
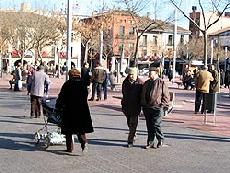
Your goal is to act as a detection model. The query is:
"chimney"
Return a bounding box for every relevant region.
[20,3,30,12]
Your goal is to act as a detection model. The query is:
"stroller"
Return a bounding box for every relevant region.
[34,97,66,148]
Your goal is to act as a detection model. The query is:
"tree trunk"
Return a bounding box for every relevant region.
[132,35,140,67]
[203,31,208,66]
[84,41,89,63]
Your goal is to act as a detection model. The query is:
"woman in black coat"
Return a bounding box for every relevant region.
[56,69,94,152]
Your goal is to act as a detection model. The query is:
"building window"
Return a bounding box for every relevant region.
[143,49,147,56]
[143,35,147,46]
[119,26,125,36]
[180,35,184,44]
[119,44,124,53]
[153,36,157,45]
[168,35,173,46]
[128,27,135,36]
[128,43,134,51]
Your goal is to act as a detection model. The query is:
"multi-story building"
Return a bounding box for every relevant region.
[81,10,190,70]
[189,7,230,38]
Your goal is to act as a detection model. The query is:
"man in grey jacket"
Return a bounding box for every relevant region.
[141,67,170,149]
[30,65,50,118]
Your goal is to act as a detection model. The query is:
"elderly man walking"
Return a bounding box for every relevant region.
[141,67,170,149]
[30,65,50,118]
[195,65,214,114]
[121,67,143,148]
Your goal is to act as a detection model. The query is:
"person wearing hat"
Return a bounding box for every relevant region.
[121,67,143,148]
[141,67,170,149]
[30,65,50,118]
[56,69,94,153]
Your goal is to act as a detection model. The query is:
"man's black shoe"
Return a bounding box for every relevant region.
[157,140,164,148]
[88,98,94,101]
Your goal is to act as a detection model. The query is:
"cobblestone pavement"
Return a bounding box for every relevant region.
[0,73,230,173]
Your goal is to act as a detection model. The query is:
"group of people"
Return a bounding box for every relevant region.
[194,64,220,114]
[53,65,170,152]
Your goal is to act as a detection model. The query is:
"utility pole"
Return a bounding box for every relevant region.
[210,39,214,65]
[99,30,103,65]
[173,9,177,83]
[66,0,73,81]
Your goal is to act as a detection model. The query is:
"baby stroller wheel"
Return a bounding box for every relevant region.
[44,135,50,149]
[34,132,40,144]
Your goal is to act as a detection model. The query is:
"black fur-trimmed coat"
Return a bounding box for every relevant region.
[56,77,94,134]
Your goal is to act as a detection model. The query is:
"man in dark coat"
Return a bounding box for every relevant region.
[121,67,143,148]
[56,69,94,153]
[141,67,170,149]
[208,65,220,113]
[89,62,105,101]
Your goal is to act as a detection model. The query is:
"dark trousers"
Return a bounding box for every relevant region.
[91,82,102,100]
[65,133,87,152]
[143,107,164,145]
[195,90,205,113]
[126,115,138,144]
[102,83,108,100]
[30,95,42,117]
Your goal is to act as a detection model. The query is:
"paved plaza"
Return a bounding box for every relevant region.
[0,73,230,173]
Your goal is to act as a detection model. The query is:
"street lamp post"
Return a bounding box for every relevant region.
[66,0,73,81]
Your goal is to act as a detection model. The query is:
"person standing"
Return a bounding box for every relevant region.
[14,63,22,91]
[121,67,143,148]
[208,65,220,113]
[89,62,105,101]
[81,62,91,86]
[55,69,94,153]
[194,66,214,114]
[167,65,173,81]
[30,65,50,118]
[141,67,170,149]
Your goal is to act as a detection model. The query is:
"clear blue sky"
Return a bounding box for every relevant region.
[0,0,221,29]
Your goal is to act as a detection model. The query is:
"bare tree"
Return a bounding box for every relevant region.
[115,0,166,66]
[170,0,230,66]
[0,11,63,66]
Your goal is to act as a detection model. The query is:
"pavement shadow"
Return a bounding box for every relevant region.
[89,138,127,147]
[45,149,82,156]
[0,119,45,126]
[165,132,230,143]
[0,132,36,151]
[95,104,122,112]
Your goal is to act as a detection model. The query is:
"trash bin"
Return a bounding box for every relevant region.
[203,93,217,124]
[204,93,217,112]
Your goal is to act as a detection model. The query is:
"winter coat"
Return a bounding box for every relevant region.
[30,70,50,97]
[196,70,214,93]
[92,66,105,84]
[55,77,94,135]
[121,77,143,116]
[209,69,220,93]
[141,78,170,108]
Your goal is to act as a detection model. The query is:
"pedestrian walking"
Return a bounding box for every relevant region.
[141,67,170,149]
[14,63,22,91]
[194,65,213,114]
[88,62,105,101]
[121,67,143,148]
[167,65,173,81]
[55,69,94,153]
[102,69,109,100]
[30,65,50,118]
